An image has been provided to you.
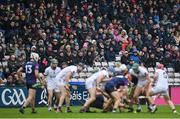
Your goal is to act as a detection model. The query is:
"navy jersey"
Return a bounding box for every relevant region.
[105,75,128,94]
[109,75,128,88]
[23,61,39,85]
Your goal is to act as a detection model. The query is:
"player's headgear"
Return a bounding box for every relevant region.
[30,52,39,62]
[119,64,128,72]
[132,63,139,71]
[51,58,58,64]
[156,63,164,69]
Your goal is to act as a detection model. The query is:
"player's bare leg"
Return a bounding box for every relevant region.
[111,91,123,112]
[146,82,159,113]
[54,92,60,110]
[31,95,37,113]
[47,89,53,111]
[65,89,72,113]
[163,94,178,114]
[103,98,113,112]
[19,89,36,114]
[80,88,96,112]
[129,86,142,113]
[57,86,66,113]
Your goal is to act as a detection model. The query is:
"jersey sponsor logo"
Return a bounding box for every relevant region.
[1,89,26,106]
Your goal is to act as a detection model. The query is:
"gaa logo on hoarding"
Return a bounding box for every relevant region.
[1,89,26,106]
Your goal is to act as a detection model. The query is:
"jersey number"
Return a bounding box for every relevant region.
[25,65,32,74]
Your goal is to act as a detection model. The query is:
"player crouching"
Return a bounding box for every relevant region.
[104,64,129,112]
[80,67,114,113]
[55,63,84,113]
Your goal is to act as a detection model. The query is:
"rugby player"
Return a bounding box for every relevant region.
[104,64,129,112]
[55,63,84,113]
[146,63,178,114]
[80,67,113,113]
[129,63,151,112]
[18,52,44,114]
[44,59,61,111]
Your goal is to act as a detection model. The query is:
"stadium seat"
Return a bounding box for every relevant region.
[167,73,174,78]
[173,83,180,86]
[168,82,174,85]
[149,73,154,78]
[168,78,174,83]
[115,56,121,61]
[94,62,101,67]
[87,67,94,72]
[2,61,7,67]
[167,68,174,73]
[148,67,154,73]
[79,72,86,78]
[78,78,85,82]
[174,78,180,83]
[164,68,167,72]
[71,78,78,82]
[101,62,108,67]
[108,62,115,66]
[174,73,180,78]
[86,72,92,77]
[93,67,100,71]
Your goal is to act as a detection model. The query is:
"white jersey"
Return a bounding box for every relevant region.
[44,66,61,91]
[85,70,109,89]
[86,70,109,82]
[154,69,168,89]
[56,65,77,85]
[44,66,61,81]
[129,66,148,81]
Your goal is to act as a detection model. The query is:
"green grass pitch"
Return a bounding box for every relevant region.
[0,106,180,118]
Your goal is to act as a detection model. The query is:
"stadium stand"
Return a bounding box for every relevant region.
[0,0,179,86]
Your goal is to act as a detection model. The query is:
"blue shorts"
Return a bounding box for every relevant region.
[91,95,104,109]
[105,82,115,94]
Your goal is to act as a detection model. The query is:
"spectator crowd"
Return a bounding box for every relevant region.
[0,0,179,86]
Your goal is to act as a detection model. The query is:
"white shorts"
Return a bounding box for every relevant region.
[47,80,60,92]
[57,77,67,86]
[137,80,149,88]
[85,79,96,90]
[151,86,169,96]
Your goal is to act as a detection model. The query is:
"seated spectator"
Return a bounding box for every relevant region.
[130,50,141,64]
[146,53,157,67]
[121,51,130,65]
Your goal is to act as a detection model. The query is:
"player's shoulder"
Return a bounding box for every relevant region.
[45,66,51,70]
[56,67,61,70]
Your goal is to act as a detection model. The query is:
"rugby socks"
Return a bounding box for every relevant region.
[112,108,117,112]
[172,109,177,113]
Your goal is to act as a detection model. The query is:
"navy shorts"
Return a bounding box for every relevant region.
[105,82,115,94]
[90,95,104,109]
[26,83,36,90]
